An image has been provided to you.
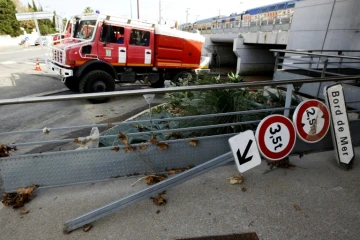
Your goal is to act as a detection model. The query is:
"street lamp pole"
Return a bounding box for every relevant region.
[137,0,140,19]
[159,0,161,24]
[186,8,190,23]
[130,0,133,18]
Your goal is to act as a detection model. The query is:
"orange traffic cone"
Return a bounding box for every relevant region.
[34,58,41,71]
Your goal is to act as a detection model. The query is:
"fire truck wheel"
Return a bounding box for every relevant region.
[150,77,165,88]
[171,71,192,85]
[64,77,80,92]
[79,70,115,103]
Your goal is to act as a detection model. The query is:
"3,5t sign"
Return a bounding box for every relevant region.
[256,115,296,161]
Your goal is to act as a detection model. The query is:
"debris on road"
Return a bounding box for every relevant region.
[123,146,137,152]
[188,140,198,147]
[83,224,93,232]
[42,127,50,135]
[294,205,301,211]
[242,187,247,192]
[74,127,100,150]
[149,136,159,144]
[0,144,17,158]
[228,174,243,185]
[150,191,167,206]
[20,209,30,215]
[111,147,120,152]
[166,166,192,175]
[139,144,148,151]
[145,175,167,185]
[1,184,39,208]
[263,157,299,174]
[267,157,296,169]
[157,142,169,151]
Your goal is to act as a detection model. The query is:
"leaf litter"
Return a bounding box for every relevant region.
[228,174,243,185]
[150,191,167,206]
[188,140,199,147]
[0,144,17,158]
[2,184,39,209]
[83,224,93,232]
[263,157,305,174]
[20,209,29,215]
[294,205,301,211]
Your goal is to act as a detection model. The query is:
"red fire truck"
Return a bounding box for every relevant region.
[46,14,205,103]
[51,19,73,45]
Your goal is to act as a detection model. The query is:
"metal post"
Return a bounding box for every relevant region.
[159,0,161,24]
[33,14,41,38]
[321,59,329,78]
[63,152,234,233]
[274,52,279,73]
[284,84,294,117]
[186,8,190,23]
[137,0,140,19]
[130,0,133,18]
[338,51,343,74]
[308,51,313,76]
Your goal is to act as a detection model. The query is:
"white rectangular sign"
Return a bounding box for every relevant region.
[144,49,152,64]
[118,47,127,64]
[324,84,355,166]
[228,130,261,173]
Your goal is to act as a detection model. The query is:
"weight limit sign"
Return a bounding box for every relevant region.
[293,100,330,143]
[256,115,296,161]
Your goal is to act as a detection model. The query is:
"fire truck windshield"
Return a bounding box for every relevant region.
[74,20,97,40]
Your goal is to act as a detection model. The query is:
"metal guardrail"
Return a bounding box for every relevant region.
[271,50,360,77]
[1,75,360,232]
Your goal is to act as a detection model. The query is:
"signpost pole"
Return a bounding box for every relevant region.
[284,84,294,117]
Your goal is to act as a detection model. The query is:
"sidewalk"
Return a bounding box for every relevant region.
[0,148,359,240]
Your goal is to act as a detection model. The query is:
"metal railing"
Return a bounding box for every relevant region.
[271,49,360,77]
[1,75,360,232]
[0,76,359,152]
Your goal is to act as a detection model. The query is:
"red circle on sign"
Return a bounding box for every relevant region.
[256,115,296,161]
[293,100,330,143]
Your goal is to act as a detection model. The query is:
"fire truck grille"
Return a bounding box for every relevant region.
[52,49,64,64]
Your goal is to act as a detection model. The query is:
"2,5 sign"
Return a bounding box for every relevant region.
[293,100,330,143]
[255,115,296,161]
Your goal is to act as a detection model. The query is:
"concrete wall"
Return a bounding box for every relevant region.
[233,37,285,75]
[202,37,237,67]
[287,0,360,51]
[0,35,23,46]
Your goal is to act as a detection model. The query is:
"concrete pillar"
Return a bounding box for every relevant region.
[233,36,277,75]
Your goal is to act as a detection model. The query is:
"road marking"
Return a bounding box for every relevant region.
[0,61,17,65]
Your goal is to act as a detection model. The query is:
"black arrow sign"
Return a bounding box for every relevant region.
[236,140,253,165]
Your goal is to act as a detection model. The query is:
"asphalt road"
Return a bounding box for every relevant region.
[0,45,163,154]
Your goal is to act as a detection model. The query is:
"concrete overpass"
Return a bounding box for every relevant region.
[200,0,360,75]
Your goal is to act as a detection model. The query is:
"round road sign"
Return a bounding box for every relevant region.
[255,115,296,161]
[293,100,330,143]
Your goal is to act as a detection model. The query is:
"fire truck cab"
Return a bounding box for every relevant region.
[46,14,205,103]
